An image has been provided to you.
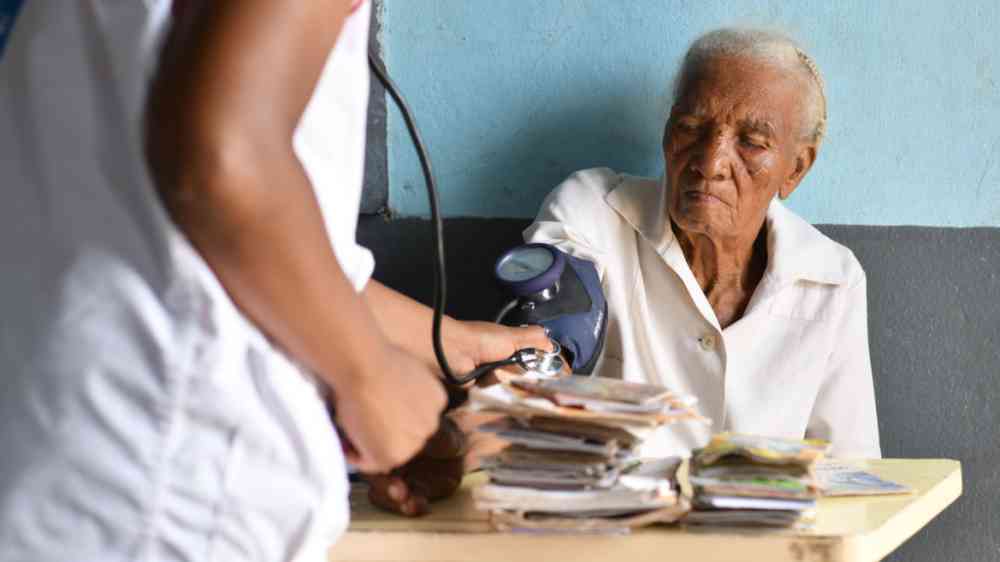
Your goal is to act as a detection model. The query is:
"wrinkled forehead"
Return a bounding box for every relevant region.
[672,55,807,134]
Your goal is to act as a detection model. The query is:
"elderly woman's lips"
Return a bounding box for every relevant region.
[683,190,724,204]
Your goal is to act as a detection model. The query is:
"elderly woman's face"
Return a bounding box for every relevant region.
[664,55,814,241]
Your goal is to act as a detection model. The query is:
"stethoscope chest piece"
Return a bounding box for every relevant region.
[514,340,564,377]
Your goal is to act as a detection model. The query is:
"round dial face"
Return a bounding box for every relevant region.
[496,246,555,282]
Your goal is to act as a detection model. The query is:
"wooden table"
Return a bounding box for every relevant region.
[330,459,961,562]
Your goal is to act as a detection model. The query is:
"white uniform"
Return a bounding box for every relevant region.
[526,168,882,459]
[0,2,373,561]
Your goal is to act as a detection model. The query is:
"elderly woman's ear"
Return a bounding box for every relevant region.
[779,144,817,200]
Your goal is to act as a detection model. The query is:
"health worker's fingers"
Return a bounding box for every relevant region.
[420,417,466,460]
[399,457,463,501]
[510,324,553,352]
[366,474,428,517]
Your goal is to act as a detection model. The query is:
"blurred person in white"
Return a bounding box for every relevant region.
[0,2,547,561]
[526,28,881,459]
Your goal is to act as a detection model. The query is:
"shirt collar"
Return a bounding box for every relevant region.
[604,174,674,255]
[604,176,851,286]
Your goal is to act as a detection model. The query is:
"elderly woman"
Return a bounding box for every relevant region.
[525,28,880,459]
[368,27,881,516]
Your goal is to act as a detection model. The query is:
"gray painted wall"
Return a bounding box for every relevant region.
[357,216,1000,561]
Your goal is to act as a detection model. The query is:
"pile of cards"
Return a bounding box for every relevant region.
[685,433,830,528]
[468,375,706,532]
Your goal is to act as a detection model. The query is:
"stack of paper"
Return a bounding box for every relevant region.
[685,433,830,528]
[468,376,706,532]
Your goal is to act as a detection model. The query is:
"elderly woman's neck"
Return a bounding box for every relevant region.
[672,221,768,299]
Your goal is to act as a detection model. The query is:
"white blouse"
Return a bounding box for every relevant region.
[525,168,881,459]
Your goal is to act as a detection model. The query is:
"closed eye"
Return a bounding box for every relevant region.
[674,118,701,133]
[740,135,767,149]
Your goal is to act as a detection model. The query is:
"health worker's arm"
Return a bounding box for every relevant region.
[363,280,550,377]
[358,282,553,518]
[144,0,444,473]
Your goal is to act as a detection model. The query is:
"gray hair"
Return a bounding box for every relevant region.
[673,28,827,147]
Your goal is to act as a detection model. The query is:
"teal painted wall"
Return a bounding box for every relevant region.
[382,1,1000,226]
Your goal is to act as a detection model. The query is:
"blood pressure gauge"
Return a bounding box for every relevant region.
[493,243,608,375]
[494,243,566,301]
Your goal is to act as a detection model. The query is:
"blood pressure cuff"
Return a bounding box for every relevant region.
[499,251,608,374]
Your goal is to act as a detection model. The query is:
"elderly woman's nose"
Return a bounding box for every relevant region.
[689,132,733,181]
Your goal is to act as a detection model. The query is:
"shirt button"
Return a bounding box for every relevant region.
[698,334,717,351]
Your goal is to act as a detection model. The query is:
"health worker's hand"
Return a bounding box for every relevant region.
[360,282,554,384]
[364,415,466,516]
[333,343,446,473]
[364,411,508,516]
[445,321,553,377]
